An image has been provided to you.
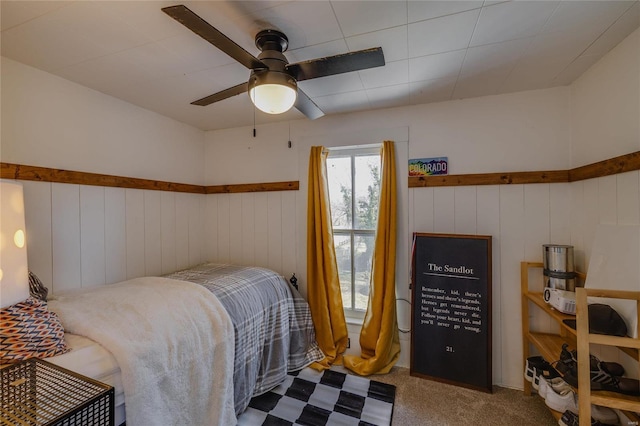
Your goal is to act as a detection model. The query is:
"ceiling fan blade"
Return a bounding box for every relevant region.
[295,88,324,120]
[162,5,267,71]
[191,82,248,106]
[286,47,384,82]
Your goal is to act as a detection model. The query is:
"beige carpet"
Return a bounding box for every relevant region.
[334,366,557,426]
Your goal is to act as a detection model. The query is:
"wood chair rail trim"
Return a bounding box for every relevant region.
[2,150,638,193]
[409,150,640,188]
[0,162,298,194]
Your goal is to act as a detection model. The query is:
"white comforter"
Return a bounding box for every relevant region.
[49,277,236,426]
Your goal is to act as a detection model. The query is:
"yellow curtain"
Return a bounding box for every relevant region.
[306,146,348,369]
[343,140,400,375]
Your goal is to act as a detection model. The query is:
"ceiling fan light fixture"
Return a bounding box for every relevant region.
[248,71,297,114]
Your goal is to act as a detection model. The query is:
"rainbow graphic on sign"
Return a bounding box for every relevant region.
[408,157,448,176]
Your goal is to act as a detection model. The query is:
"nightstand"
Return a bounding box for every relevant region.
[1,358,114,425]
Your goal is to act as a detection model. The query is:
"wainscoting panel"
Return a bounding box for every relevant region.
[188,193,204,267]
[582,178,600,272]
[497,185,526,389]
[204,194,218,263]
[80,185,106,287]
[453,186,477,234]
[22,181,53,291]
[229,194,243,265]
[160,191,177,275]
[105,187,126,285]
[144,190,162,277]
[523,184,551,259]
[549,183,571,245]
[475,185,502,386]
[175,192,192,271]
[523,184,553,334]
[281,190,298,280]
[267,192,283,274]
[241,193,256,267]
[598,175,618,225]
[411,186,434,233]
[20,181,207,294]
[253,192,270,270]
[215,194,231,264]
[476,186,500,239]
[125,189,145,280]
[52,183,82,293]
[199,191,298,279]
[433,187,455,233]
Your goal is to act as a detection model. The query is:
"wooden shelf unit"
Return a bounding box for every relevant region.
[521,261,577,421]
[575,288,640,426]
[521,261,640,426]
[521,262,579,395]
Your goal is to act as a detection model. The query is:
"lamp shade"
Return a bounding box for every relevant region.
[0,180,30,308]
[248,71,297,114]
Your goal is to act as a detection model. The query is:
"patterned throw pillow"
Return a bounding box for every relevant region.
[28,271,48,302]
[0,297,69,363]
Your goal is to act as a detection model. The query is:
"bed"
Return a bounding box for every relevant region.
[46,263,323,426]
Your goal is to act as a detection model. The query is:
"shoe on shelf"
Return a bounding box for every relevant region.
[558,410,619,426]
[590,355,625,378]
[558,344,639,396]
[524,356,540,382]
[559,343,625,378]
[563,371,640,396]
[525,356,561,391]
[538,377,572,400]
[545,387,618,425]
[545,387,578,414]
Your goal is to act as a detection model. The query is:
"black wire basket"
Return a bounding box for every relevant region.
[1,358,114,426]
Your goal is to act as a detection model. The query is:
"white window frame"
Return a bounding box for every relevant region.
[327,144,381,320]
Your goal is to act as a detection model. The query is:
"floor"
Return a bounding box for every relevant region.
[336,365,558,426]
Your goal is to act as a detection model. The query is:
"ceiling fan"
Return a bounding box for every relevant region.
[162,5,386,120]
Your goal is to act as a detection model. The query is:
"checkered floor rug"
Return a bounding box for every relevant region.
[237,367,396,426]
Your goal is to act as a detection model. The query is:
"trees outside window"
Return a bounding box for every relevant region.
[326,146,380,317]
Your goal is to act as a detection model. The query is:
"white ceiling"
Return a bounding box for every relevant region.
[2,1,639,131]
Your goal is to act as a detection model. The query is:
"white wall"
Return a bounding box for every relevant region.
[570,28,640,168]
[1,57,208,292]
[1,57,206,184]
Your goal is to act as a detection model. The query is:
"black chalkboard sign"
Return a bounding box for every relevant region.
[410,233,492,393]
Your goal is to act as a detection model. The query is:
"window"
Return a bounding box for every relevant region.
[326,145,381,317]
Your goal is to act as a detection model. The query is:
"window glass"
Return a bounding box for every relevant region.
[354,155,380,230]
[354,233,375,311]
[334,234,352,309]
[327,156,352,230]
[327,146,381,315]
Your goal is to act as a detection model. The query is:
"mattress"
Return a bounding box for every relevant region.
[47,333,126,426]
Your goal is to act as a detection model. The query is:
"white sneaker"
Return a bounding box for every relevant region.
[545,387,618,425]
[538,377,571,400]
[545,386,578,413]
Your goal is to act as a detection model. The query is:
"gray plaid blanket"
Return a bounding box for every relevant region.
[165,263,324,414]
